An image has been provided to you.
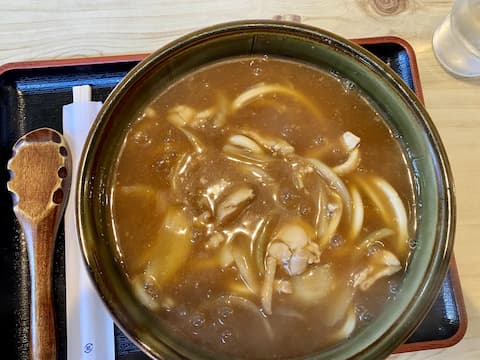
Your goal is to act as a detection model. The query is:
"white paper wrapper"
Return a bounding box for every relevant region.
[63,85,114,360]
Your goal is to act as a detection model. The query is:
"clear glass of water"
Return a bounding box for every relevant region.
[432,0,480,77]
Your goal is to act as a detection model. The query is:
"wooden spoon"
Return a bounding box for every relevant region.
[7,128,72,360]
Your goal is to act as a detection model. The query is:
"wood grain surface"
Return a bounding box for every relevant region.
[1,0,479,359]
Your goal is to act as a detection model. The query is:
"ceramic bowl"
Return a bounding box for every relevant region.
[77,21,455,359]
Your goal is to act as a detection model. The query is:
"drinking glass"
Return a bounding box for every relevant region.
[432,0,480,77]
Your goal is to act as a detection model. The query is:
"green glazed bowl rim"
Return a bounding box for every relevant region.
[78,20,456,360]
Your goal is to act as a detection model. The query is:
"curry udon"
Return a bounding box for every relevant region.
[110,56,415,358]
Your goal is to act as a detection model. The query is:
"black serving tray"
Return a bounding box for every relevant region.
[0,38,466,359]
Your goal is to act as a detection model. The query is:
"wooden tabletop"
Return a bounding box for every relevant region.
[1,0,478,359]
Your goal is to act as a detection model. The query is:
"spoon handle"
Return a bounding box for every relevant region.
[18,210,61,360]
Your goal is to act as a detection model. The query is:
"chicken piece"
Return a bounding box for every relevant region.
[289,247,320,275]
[268,242,292,263]
[205,232,226,249]
[353,249,402,291]
[192,210,212,228]
[272,219,321,275]
[216,185,255,224]
[240,129,295,156]
[193,107,215,127]
[275,222,309,250]
[203,178,231,213]
[167,105,196,127]
[290,161,314,190]
[166,105,206,153]
[274,279,293,294]
[260,219,321,314]
[168,103,227,129]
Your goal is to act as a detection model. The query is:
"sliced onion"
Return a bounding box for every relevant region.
[374,177,409,254]
[252,216,277,275]
[355,175,409,257]
[166,105,206,153]
[223,137,271,167]
[332,305,356,341]
[190,256,222,270]
[219,244,234,267]
[131,274,160,311]
[348,184,364,241]
[179,127,205,153]
[205,295,273,339]
[319,193,343,249]
[228,281,254,296]
[333,148,360,176]
[212,94,229,128]
[240,129,295,156]
[261,256,277,315]
[358,228,394,251]
[353,249,402,291]
[359,266,401,291]
[143,207,191,287]
[232,83,322,117]
[307,158,351,219]
[291,265,335,305]
[170,153,192,195]
[239,164,276,187]
[223,148,270,168]
[354,174,389,222]
[354,263,402,291]
[228,134,264,154]
[231,246,259,295]
[291,169,305,190]
[324,287,354,327]
[314,182,329,240]
[275,305,305,321]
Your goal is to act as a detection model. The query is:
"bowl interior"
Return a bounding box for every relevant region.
[78,21,454,360]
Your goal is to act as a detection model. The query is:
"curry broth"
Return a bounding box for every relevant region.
[110,56,414,358]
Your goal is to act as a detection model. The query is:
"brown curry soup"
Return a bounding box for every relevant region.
[110,56,415,359]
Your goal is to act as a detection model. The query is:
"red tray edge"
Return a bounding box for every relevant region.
[0,35,467,355]
[0,53,148,75]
